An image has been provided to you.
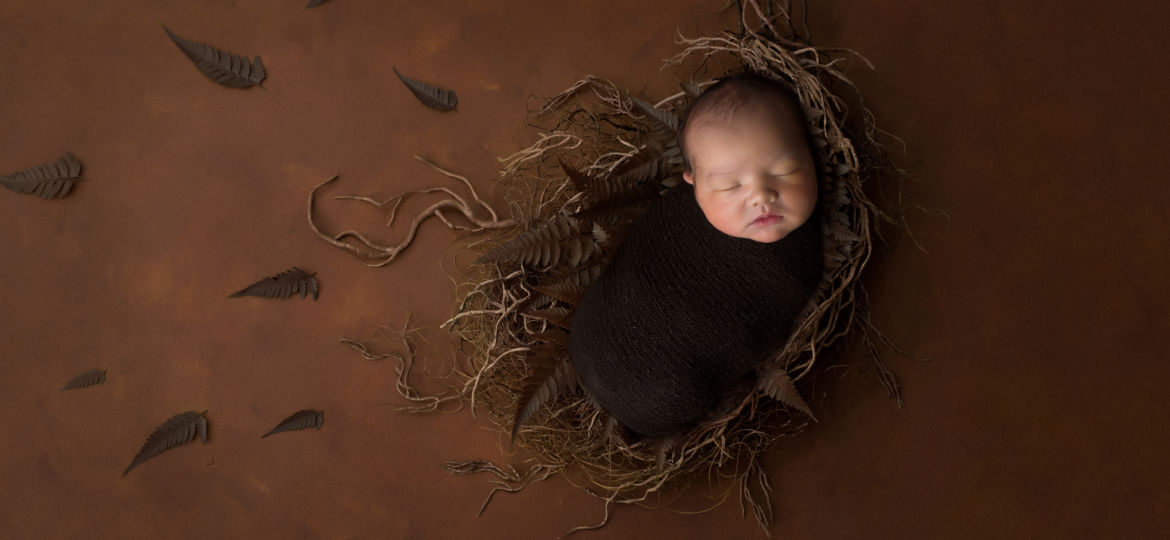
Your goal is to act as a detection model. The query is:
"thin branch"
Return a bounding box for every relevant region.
[307,160,517,267]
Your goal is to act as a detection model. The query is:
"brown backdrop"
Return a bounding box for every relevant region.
[2,1,1167,538]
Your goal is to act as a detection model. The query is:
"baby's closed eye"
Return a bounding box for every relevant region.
[771,166,803,178]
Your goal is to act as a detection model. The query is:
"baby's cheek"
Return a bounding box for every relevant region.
[714,206,738,228]
[720,213,752,238]
[787,181,818,218]
[696,193,751,237]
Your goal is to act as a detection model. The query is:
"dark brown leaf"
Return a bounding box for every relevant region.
[590,222,610,246]
[561,158,661,214]
[123,411,208,477]
[1,153,82,199]
[529,329,568,347]
[163,26,266,88]
[543,262,603,289]
[511,349,576,441]
[531,283,585,306]
[262,409,324,438]
[559,158,594,193]
[525,306,573,329]
[227,267,319,300]
[601,414,618,444]
[655,435,679,472]
[62,368,106,390]
[758,368,816,421]
[563,235,592,267]
[573,187,659,221]
[392,67,457,111]
[475,215,586,268]
[605,147,662,184]
[681,81,702,98]
[829,162,852,179]
[630,97,679,132]
[826,221,860,244]
[659,139,684,168]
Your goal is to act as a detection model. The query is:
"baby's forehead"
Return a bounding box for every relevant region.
[689,110,777,136]
[687,108,804,155]
[686,99,803,141]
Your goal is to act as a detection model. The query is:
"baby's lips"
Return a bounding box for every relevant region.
[751,213,782,226]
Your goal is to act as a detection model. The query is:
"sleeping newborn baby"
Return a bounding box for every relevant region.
[568,73,824,437]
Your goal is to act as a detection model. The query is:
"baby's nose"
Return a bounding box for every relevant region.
[750,184,779,205]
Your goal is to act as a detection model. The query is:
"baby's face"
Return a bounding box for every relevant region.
[683,109,818,243]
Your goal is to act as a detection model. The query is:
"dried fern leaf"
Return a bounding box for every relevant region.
[511,350,575,441]
[305,0,329,7]
[163,26,266,88]
[824,246,848,269]
[529,329,568,347]
[520,270,587,312]
[564,236,585,267]
[475,215,584,267]
[659,140,684,168]
[531,283,585,306]
[607,150,662,186]
[61,368,105,390]
[561,157,662,218]
[655,435,679,472]
[262,409,324,438]
[601,414,619,444]
[758,369,816,421]
[1,153,82,199]
[525,306,574,329]
[578,204,649,229]
[681,81,702,98]
[539,241,558,267]
[590,222,610,246]
[828,161,852,179]
[544,261,603,289]
[825,221,861,244]
[392,67,457,112]
[574,189,658,221]
[826,184,851,208]
[630,97,679,132]
[123,411,208,477]
[227,267,319,300]
[559,158,594,193]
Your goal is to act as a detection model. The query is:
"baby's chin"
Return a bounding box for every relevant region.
[697,217,790,242]
[706,215,790,243]
[710,221,794,243]
[739,228,793,243]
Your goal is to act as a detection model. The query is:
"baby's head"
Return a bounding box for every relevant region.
[680,73,818,243]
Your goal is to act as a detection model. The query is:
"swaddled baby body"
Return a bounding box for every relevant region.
[568,74,823,437]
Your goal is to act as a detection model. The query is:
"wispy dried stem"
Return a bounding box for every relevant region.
[308,158,516,267]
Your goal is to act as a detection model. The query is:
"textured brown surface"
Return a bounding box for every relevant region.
[1,1,1168,538]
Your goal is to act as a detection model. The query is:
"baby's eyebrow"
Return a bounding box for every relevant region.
[702,168,735,178]
[769,148,801,163]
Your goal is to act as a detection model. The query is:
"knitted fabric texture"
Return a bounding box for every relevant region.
[569,183,823,437]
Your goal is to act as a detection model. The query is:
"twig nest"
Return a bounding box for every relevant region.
[444,19,899,532]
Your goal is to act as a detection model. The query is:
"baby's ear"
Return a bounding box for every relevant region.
[683,170,694,185]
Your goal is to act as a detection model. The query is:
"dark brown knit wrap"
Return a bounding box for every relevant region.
[568,183,823,436]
